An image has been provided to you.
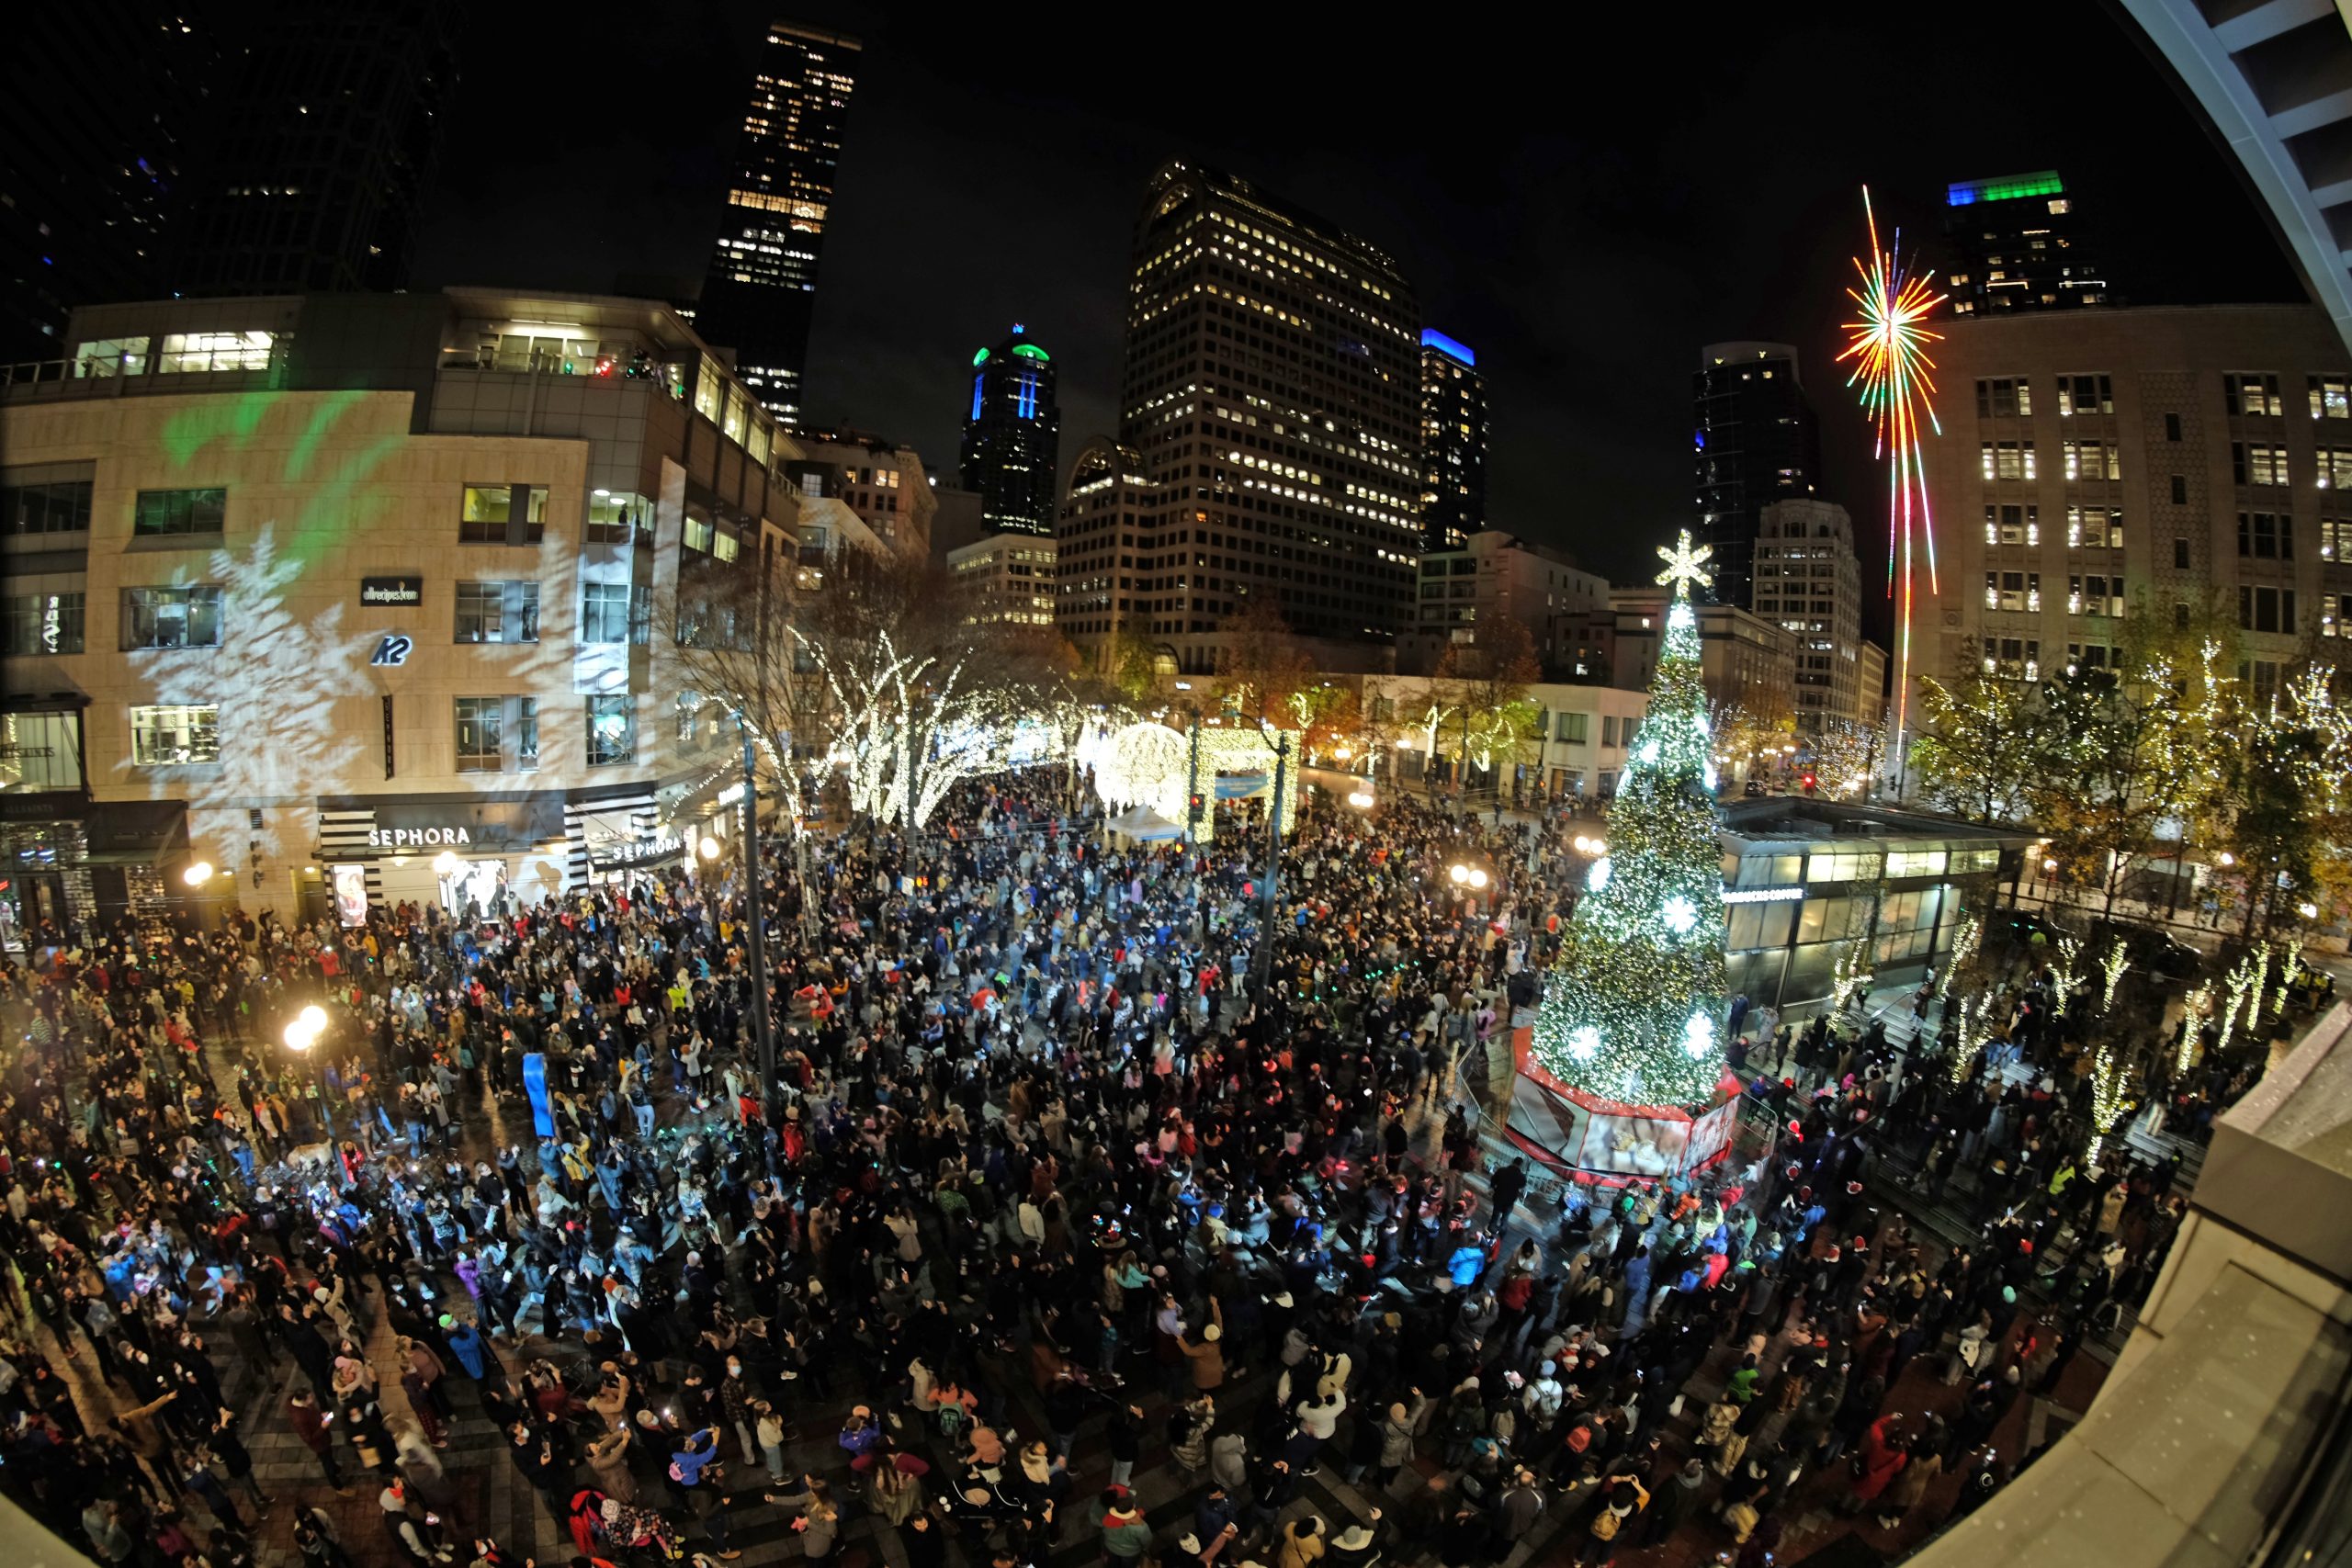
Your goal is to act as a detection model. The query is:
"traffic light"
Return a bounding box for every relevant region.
[1800,771,1817,795]
[1188,792,1205,823]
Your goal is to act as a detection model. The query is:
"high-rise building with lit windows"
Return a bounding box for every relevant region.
[1054,160,1422,674]
[1752,499,1880,728]
[958,325,1060,536]
[1693,342,1822,610]
[695,20,860,426]
[1942,170,2110,317]
[1419,329,1487,551]
[1916,303,2352,725]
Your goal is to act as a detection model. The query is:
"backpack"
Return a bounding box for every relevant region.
[1591,1507,1624,1542]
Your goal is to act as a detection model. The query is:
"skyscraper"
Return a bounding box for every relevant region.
[695,20,860,426]
[1942,170,2109,317]
[0,7,210,359]
[958,324,1060,536]
[1752,498,1876,729]
[1053,161,1422,674]
[1419,328,1487,550]
[172,3,460,297]
[1692,342,1823,609]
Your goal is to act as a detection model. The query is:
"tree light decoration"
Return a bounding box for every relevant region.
[2098,939,2132,1016]
[2274,939,2306,1022]
[1682,1010,1717,1059]
[1945,990,1996,1085]
[2216,943,2269,1056]
[2176,984,2214,1077]
[1530,532,1728,1108]
[2046,935,2084,1008]
[1837,185,1946,773]
[1941,912,1982,998]
[2086,1042,2132,1168]
[1829,932,1875,1014]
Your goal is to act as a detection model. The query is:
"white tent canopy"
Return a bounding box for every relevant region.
[1103,806,1184,840]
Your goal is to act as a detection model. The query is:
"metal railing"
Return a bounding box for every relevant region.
[0,350,293,399]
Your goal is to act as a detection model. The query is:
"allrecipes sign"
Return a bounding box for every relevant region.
[361,576,424,606]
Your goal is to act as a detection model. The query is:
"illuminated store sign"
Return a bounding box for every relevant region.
[1720,886,1805,904]
[362,577,424,606]
[368,826,473,848]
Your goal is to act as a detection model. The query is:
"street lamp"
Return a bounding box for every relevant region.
[1347,785,1374,809]
[698,835,723,862]
[2299,900,2321,920]
[284,1007,334,1139]
[183,861,213,887]
[2217,852,2236,868]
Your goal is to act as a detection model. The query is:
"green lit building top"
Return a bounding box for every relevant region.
[1942,169,2112,316]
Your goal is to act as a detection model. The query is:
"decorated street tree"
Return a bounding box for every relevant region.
[1531,532,1729,1108]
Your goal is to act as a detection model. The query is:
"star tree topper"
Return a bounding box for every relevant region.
[1656,530,1714,601]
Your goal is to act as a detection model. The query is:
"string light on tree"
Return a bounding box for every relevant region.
[2086,1043,2132,1167]
[2176,984,2214,1076]
[1940,912,1982,998]
[1528,530,1729,1109]
[2098,939,2132,1016]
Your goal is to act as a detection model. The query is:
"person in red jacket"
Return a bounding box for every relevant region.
[1838,1414,1909,1515]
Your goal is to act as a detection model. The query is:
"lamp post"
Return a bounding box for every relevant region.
[1250,731,1292,997]
[284,1004,334,1140]
[736,712,778,1116]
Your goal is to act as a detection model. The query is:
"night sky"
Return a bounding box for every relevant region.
[413,2,2305,611]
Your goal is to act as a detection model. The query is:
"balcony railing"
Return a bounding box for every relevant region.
[0,349,293,400]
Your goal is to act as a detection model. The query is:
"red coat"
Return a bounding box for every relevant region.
[1850,1418,1908,1502]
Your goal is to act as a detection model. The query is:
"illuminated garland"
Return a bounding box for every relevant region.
[1529,532,1728,1108]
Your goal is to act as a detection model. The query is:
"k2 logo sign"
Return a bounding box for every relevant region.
[369,634,414,667]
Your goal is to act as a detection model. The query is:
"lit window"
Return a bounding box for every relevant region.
[130,705,219,765]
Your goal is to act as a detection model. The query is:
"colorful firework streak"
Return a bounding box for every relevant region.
[1836,185,1946,773]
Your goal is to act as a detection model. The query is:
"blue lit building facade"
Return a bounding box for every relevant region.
[957,324,1060,536]
[1419,329,1487,551]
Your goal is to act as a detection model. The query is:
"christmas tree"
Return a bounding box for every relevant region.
[1532,531,1729,1108]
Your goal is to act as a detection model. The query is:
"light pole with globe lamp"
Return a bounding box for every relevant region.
[284,1004,334,1141]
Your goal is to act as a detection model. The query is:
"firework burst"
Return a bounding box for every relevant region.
[1836,186,1947,773]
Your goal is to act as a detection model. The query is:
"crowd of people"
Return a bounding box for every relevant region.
[0,770,2253,1568]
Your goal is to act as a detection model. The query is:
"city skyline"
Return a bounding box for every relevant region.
[406,3,2302,607]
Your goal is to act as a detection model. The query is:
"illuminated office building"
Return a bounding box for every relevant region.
[1942,170,2109,317]
[1419,328,1487,550]
[1693,342,1823,609]
[1056,161,1422,674]
[695,20,861,425]
[958,324,1060,536]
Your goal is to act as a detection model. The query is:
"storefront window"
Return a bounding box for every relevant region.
[0,709,83,791]
[586,695,635,765]
[130,705,219,765]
